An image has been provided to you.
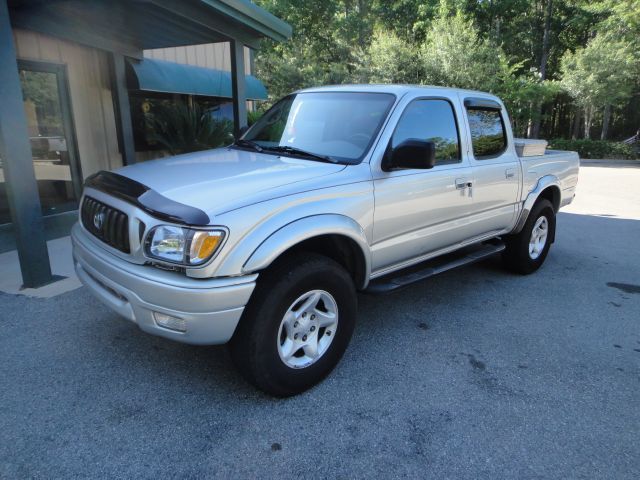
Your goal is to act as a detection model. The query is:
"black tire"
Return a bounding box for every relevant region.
[502,198,556,274]
[229,253,357,397]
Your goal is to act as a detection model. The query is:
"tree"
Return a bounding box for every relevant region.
[588,0,640,48]
[254,0,369,100]
[528,0,554,139]
[499,73,560,137]
[561,34,636,139]
[419,8,507,92]
[360,29,423,84]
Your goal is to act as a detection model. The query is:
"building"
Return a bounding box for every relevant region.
[0,0,291,288]
[131,43,268,161]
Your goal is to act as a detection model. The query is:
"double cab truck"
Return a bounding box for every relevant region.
[72,85,579,396]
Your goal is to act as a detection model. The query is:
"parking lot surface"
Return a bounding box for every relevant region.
[1,161,639,479]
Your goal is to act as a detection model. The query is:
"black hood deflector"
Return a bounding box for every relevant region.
[84,171,210,226]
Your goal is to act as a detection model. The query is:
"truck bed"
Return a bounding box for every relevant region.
[519,149,580,203]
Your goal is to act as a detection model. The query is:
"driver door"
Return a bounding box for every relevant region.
[370,97,475,274]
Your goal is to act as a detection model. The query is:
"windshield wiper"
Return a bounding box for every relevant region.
[263,145,338,164]
[232,138,263,152]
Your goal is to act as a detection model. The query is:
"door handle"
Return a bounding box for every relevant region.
[455,178,472,189]
[455,178,473,198]
[505,168,516,179]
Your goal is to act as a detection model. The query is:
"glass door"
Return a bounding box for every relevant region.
[0,61,81,225]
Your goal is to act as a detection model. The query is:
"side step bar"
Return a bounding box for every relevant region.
[365,242,506,294]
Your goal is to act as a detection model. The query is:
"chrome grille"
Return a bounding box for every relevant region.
[81,196,130,253]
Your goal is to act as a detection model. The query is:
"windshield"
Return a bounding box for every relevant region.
[240,92,396,164]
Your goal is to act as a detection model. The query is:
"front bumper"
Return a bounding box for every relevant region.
[71,223,256,345]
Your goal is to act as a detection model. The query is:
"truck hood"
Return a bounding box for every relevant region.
[116,148,346,216]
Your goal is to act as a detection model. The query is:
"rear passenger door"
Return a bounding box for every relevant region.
[461,97,521,236]
[371,97,475,273]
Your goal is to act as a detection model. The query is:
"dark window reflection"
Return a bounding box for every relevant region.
[392,99,460,165]
[467,108,507,158]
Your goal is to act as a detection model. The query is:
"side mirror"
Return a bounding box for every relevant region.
[383,139,436,171]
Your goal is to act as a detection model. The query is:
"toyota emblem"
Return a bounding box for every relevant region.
[93,212,105,230]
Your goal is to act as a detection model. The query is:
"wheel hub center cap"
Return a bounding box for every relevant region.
[277,290,339,369]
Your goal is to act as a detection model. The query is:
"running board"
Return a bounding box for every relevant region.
[365,242,505,294]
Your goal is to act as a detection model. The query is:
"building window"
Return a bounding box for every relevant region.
[130,92,234,155]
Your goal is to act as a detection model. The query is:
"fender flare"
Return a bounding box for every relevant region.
[512,174,561,234]
[242,214,372,288]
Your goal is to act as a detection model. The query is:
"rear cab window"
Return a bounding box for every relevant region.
[465,99,508,159]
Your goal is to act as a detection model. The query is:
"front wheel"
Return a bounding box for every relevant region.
[502,198,556,274]
[229,253,357,396]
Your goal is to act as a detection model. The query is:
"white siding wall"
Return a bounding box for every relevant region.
[143,43,252,74]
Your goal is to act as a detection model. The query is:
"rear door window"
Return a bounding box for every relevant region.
[466,108,507,158]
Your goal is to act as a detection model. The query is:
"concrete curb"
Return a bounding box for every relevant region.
[580,159,640,166]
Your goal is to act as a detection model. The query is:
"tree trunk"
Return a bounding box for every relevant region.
[584,106,593,140]
[357,0,367,46]
[572,108,581,139]
[550,99,557,138]
[601,104,611,140]
[530,111,541,138]
[539,0,553,81]
[529,0,553,139]
[527,103,534,138]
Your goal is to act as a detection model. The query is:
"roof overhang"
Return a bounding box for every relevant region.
[8,0,291,58]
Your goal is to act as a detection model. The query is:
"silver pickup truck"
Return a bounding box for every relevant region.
[72,85,579,396]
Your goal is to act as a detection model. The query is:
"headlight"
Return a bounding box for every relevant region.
[147,225,186,263]
[146,225,225,266]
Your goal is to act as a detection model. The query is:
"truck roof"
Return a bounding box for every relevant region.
[297,84,500,100]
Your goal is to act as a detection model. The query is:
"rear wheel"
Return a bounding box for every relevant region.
[503,198,555,274]
[229,253,357,397]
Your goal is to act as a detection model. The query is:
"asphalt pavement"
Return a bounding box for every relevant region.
[1,160,639,479]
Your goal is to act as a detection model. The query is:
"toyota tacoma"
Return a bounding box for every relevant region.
[72,85,579,396]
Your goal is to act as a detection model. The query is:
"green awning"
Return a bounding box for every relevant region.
[126,58,268,100]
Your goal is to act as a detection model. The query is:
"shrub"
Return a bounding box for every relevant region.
[548,139,637,159]
[148,103,233,155]
[247,110,263,126]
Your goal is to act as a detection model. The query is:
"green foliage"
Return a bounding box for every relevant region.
[499,74,561,137]
[561,34,636,110]
[254,0,367,100]
[148,103,233,155]
[255,0,640,140]
[247,110,264,126]
[431,137,459,163]
[360,29,424,84]
[420,9,505,92]
[560,32,637,138]
[548,139,637,159]
[587,0,640,48]
[362,8,513,91]
[20,70,63,136]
